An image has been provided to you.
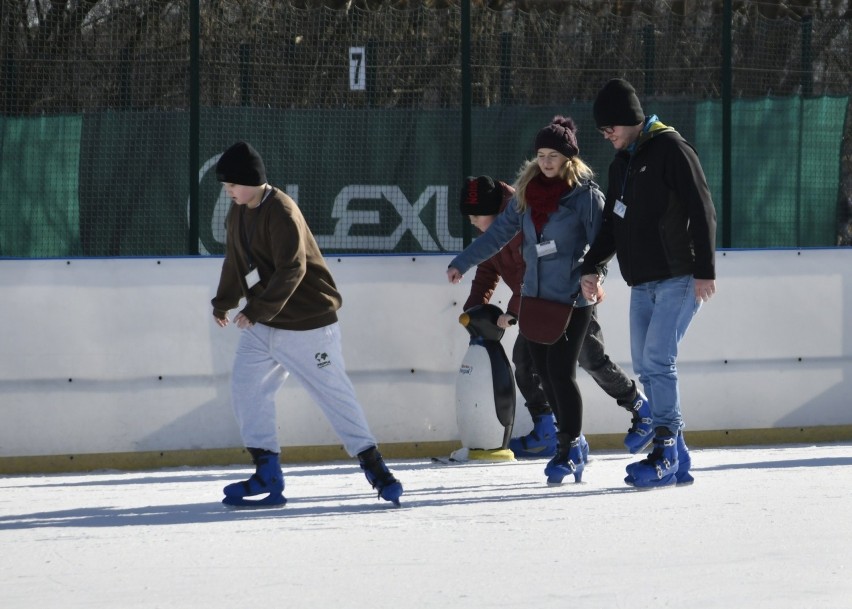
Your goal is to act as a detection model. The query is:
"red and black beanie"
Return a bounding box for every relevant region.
[459,175,503,216]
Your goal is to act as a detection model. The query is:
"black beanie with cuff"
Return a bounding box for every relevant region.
[216,141,267,186]
[593,79,645,128]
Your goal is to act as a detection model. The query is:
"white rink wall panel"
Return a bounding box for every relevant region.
[0,249,850,460]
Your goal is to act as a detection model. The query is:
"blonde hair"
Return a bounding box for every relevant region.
[512,155,595,213]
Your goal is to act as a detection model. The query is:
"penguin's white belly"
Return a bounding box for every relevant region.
[455,344,509,450]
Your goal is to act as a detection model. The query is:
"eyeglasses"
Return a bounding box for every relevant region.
[597,126,615,135]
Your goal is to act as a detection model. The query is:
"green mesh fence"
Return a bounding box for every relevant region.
[0,115,82,256]
[696,97,848,247]
[0,1,849,258]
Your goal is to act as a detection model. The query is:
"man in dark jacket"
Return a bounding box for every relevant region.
[581,79,717,488]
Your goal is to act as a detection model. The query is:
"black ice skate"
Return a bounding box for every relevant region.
[358,447,403,506]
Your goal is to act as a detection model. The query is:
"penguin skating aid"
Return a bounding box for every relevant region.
[453,304,516,462]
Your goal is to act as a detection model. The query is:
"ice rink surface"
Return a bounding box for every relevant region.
[2,442,851,609]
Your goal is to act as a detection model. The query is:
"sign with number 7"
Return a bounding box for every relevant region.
[349,47,366,91]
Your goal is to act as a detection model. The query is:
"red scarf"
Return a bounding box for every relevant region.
[525,174,570,234]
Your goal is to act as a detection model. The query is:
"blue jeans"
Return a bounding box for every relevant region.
[629,275,702,433]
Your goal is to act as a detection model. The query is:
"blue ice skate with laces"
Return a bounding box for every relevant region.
[222,451,287,508]
[624,392,655,454]
[544,434,588,485]
[359,447,403,506]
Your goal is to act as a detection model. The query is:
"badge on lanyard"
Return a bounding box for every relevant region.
[245,268,260,288]
[535,240,557,257]
[614,199,627,219]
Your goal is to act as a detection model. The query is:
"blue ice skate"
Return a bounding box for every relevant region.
[544,435,586,485]
[625,430,693,487]
[624,392,655,454]
[222,453,287,508]
[624,431,678,489]
[509,413,558,458]
[359,447,403,506]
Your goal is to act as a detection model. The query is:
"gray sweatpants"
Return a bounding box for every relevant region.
[230,322,377,456]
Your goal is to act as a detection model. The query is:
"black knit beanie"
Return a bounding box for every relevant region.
[459,175,503,216]
[534,116,579,158]
[215,141,267,186]
[593,79,645,128]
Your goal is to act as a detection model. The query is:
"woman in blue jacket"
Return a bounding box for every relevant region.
[447,116,605,484]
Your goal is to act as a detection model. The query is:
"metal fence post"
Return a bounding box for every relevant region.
[188,0,200,255]
[721,0,732,249]
[240,43,253,107]
[801,14,813,97]
[500,31,512,105]
[461,0,472,247]
[643,24,655,95]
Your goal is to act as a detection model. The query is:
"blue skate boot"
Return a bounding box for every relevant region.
[673,430,693,485]
[623,392,655,454]
[625,429,693,486]
[544,434,586,485]
[625,429,678,489]
[358,446,403,506]
[509,413,558,458]
[222,450,287,508]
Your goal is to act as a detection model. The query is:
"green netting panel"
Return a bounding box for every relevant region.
[0,1,849,257]
[799,98,849,247]
[197,109,463,255]
[696,97,847,248]
[0,115,82,257]
[78,112,189,256]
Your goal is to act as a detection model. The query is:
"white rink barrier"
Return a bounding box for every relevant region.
[1,249,850,472]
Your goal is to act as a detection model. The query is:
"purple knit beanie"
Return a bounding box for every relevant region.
[534,116,579,158]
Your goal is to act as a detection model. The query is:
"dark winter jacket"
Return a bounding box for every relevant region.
[581,120,716,286]
[211,188,341,330]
